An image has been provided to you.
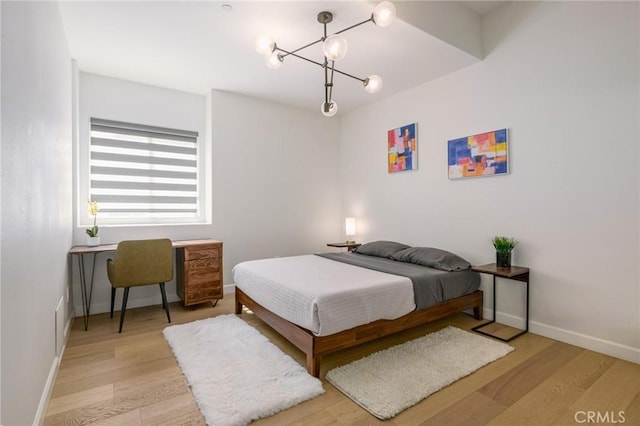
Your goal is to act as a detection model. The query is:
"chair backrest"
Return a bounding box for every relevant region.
[108,239,173,287]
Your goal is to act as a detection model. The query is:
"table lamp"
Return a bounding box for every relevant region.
[345,217,356,243]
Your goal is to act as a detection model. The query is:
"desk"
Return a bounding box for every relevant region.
[471,263,530,342]
[69,239,222,330]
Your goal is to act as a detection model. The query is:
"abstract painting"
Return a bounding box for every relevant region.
[448,128,509,179]
[388,123,417,173]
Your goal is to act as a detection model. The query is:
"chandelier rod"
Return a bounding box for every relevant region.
[279,17,373,60]
[274,46,366,83]
[334,17,374,35]
[283,39,322,58]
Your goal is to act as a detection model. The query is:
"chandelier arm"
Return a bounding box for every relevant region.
[275,47,367,83]
[334,17,374,35]
[328,61,335,102]
[324,59,330,104]
[279,15,373,60]
[279,38,324,59]
[275,47,324,68]
[331,67,366,83]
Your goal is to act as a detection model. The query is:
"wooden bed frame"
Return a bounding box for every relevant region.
[235,287,483,377]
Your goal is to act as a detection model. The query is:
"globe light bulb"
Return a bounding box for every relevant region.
[322,35,348,61]
[364,75,382,94]
[265,51,283,69]
[321,100,338,117]
[373,1,396,27]
[255,34,274,55]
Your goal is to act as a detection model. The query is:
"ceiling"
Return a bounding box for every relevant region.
[58,1,509,115]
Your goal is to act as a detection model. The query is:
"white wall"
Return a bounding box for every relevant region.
[209,90,343,263]
[1,1,73,424]
[74,77,342,315]
[74,72,208,313]
[340,1,639,362]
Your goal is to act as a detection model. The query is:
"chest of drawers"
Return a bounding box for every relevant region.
[176,241,223,306]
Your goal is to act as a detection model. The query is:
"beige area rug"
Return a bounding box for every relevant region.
[326,326,513,419]
[163,314,324,426]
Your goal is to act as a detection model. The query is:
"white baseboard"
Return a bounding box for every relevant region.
[34,315,72,426]
[75,292,182,317]
[485,307,640,364]
[75,285,236,316]
[529,320,640,365]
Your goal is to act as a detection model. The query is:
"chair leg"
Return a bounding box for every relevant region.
[159,283,171,324]
[110,287,116,319]
[118,287,130,333]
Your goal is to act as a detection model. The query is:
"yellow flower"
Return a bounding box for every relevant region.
[88,201,99,216]
[86,200,99,237]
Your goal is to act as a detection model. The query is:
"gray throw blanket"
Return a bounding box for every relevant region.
[316,252,480,310]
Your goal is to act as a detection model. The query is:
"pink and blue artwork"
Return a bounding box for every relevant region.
[448,128,509,179]
[388,123,417,173]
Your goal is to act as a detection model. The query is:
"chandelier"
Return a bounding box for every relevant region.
[255,1,396,117]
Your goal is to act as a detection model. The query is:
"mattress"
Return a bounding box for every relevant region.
[232,254,416,336]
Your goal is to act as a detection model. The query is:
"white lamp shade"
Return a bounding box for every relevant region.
[265,51,283,69]
[321,100,338,117]
[373,1,396,27]
[255,34,274,54]
[323,34,348,61]
[364,75,382,94]
[345,217,357,237]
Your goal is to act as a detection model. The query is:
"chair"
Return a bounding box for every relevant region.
[107,239,173,333]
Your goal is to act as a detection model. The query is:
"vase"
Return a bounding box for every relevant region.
[86,235,101,247]
[496,251,511,268]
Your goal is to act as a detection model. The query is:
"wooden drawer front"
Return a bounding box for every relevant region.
[186,256,220,272]
[186,283,223,304]
[185,263,221,286]
[184,263,222,305]
[184,245,220,261]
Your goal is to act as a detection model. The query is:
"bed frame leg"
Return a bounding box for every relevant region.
[307,353,320,378]
[473,305,483,320]
[235,300,243,315]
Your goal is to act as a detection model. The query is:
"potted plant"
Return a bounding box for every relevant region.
[86,200,100,246]
[492,236,518,268]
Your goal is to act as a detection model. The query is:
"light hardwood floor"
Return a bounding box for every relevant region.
[44,297,640,425]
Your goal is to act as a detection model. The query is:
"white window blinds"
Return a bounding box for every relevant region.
[90,118,199,219]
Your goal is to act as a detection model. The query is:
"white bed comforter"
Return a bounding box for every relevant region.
[231,254,416,336]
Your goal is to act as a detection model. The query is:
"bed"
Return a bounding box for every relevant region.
[232,241,483,377]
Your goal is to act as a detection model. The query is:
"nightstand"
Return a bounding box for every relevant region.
[471,263,530,342]
[326,242,361,252]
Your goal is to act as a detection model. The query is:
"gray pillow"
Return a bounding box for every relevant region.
[391,247,471,271]
[353,240,411,259]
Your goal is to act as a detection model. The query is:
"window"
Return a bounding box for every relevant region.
[89,118,201,223]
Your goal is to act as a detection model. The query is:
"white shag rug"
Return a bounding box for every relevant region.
[326,326,514,420]
[163,314,324,426]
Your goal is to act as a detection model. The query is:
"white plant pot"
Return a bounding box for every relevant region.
[86,235,101,247]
